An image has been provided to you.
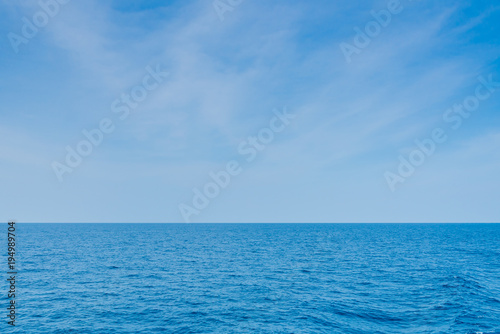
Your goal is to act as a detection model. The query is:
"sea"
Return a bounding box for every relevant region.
[2,223,499,333]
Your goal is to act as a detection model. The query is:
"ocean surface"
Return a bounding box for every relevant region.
[2,223,500,333]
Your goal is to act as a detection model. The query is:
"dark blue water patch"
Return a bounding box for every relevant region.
[1,223,499,333]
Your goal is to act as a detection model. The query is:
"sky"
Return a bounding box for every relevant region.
[1,0,499,223]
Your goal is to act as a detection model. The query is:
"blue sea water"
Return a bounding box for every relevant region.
[2,223,500,333]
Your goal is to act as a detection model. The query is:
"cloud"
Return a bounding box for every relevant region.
[1,0,499,222]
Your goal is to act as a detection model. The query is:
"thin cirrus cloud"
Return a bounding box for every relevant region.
[0,0,499,222]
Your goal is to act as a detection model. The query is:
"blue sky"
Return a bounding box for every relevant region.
[1,0,499,222]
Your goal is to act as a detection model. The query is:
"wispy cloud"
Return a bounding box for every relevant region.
[1,0,499,222]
